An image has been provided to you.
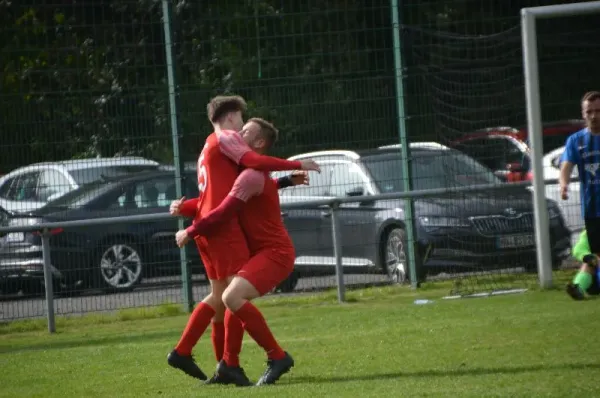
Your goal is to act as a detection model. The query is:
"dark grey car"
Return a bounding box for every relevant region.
[274,143,571,288]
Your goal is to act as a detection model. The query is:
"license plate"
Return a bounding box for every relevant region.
[497,234,535,249]
[5,232,25,243]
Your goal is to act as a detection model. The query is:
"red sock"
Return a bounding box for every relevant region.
[211,321,225,362]
[233,301,285,360]
[222,309,245,367]
[175,302,215,356]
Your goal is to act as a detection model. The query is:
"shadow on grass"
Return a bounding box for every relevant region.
[0,329,176,354]
[284,362,600,385]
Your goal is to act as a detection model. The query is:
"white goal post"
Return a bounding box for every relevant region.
[522,1,600,289]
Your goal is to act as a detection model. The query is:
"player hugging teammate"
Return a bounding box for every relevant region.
[559,91,600,300]
[167,95,321,386]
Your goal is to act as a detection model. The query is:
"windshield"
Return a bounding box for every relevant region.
[362,150,501,193]
[36,181,115,212]
[70,165,158,186]
[542,133,574,154]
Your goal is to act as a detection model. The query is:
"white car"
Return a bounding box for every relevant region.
[0,157,160,214]
[542,146,583,243]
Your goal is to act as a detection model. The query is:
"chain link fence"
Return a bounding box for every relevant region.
[1,1,597,324]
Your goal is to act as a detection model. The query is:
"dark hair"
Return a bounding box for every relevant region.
[206,95,247,123]
[248,117,279,147]
[582,91,600,103]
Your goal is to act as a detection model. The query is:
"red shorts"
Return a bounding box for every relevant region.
[236,247,295,296]
[195,237,249,281]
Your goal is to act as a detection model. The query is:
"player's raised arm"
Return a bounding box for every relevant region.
[184,169,265,240]
[218,129,320,173]
[274,170,309,189]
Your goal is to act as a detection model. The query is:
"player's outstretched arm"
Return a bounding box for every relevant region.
[185,169,265,239]
[219,131,320,172]
[274,170,309,189]
[275,176,294,189]
[178,198,198,218]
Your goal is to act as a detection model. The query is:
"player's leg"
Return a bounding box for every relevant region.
[205,266,249,385]
[168,277,227,380]
[568,221,600,300]
[167,245,226,380]
[221,250,295,386]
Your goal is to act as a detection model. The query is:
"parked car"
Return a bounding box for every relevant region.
[0,170,202,294]
[542,146,583,242]
[448,120,584,182]
[0,157,161,214]
[274,143,572,287]
[0,205,10,238]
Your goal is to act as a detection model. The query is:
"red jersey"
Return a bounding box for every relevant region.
[229,169,294,254]
[192,132,245,251]
[183,130,303,237]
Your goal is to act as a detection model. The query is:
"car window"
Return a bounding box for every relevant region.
[285,163,334,197]
[363,150,500,193]
[460,137,528,172]
[10,172,41,203]
[329,163,366,197]
[133,178,181,208]
[37,170,72,201]
[0,177,17,199]
[542,133,574,154]
[184,172,199,198]
[69,165,159,186]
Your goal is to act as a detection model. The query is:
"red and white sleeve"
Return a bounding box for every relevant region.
[185,170,265,239]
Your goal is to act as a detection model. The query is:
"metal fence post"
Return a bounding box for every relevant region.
[162,0,194,312]
[390,0,419,288]
[41,229,56,333]
[330,203,346,303]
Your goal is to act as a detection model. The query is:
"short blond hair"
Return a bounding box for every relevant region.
[582,91,600,104]
[248,117,279,147]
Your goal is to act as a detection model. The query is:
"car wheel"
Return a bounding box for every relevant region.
[382,227,409,284]
[97,242,143,292]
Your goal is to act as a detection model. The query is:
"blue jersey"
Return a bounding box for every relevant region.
[561,128,600,219]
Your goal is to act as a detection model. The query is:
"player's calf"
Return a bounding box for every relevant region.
[567,256,600,300]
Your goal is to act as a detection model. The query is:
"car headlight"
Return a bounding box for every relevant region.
[548,206,561,220]
[418,216,470,231]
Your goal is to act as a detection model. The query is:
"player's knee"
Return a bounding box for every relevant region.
[581,264,595,274]
[221,286,241,311]
[201,291,223,309]
[209,279,228,296]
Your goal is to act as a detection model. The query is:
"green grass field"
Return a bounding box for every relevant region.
[1,275,599,398]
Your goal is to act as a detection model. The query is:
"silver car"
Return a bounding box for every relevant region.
[0,157,160,214]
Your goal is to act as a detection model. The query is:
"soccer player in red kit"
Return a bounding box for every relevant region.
[185,118,306,386]
[167,96,319,382]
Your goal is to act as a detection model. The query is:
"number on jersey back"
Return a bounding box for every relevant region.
[198,143,208,193]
